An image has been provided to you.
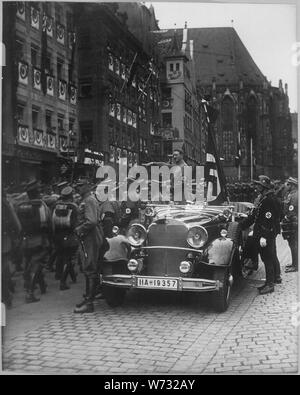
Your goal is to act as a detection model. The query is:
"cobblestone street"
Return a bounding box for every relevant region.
[1,236,299,375]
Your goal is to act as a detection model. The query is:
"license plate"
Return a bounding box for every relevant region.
[137,277,178,289]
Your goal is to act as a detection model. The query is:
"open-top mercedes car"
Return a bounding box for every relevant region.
[101,202,253,312]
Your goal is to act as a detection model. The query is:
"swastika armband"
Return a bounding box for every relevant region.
[289,205,294,211]
[265,212,272,219]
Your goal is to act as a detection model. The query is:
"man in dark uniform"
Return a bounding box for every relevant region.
[282,177,298,273]
[73,180,107,313]
[241,175,282,294]
[16,180,51,303]
[2,189,22,307]
[52,186,79,290]
[45,181,69,274]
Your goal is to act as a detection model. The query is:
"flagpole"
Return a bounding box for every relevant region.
[250,137,253,180]
[238,130,241,181]
[202,100,229,203]
[137,67,153,104]
[121,52,138,93]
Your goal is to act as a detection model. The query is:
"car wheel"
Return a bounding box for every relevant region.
[211,267,232,313]
[103,286,126,307]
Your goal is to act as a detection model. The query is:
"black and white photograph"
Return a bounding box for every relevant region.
[1,0,299,377]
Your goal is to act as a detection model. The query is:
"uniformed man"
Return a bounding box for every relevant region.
[73,180,107,313]
[2,189,22,307]
[241,175,282,294]
[143,149,188,203]
[46,181,69,275]
[52,186,79,290]
[16,180,51,303]
[283,177,298,273]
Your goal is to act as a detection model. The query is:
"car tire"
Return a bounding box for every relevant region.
[211,267,232,313]
[103,286,126,307]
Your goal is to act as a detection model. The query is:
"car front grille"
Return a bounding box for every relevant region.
[145,219,189,277]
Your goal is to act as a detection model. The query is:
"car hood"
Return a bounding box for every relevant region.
[150,204,227,227]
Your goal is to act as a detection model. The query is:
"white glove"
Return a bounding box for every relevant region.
[260,237,267,248]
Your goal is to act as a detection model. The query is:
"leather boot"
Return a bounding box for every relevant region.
[39,275,47,294]
[76,298,88,308]
[60,282,70,291]
[285,265,297,273]
[257,283,266,291]
[25,292,40,303]
[259,283,274,295]
[74,278,96,313]
[73,301,94,313]
[60,263,70,290]
[75,277,90,308]
[69,264,77,283]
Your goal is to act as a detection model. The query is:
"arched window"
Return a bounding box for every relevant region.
[221,96,234,162]
[246,96,257,139]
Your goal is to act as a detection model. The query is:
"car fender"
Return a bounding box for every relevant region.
[206,237,234,266]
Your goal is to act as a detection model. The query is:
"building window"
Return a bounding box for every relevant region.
[32,108,39,129]
[31,45,39,67]
[79,80,92,97]
[68,63,74,82]
[69,118,75,134]
[57,58,64,79]
[45,53,52,74]
[79,28,91,48]
[170,63,174,72]
[58,114,64,131]
[176,63,180,71]
[221,97,235,161]
[162,112,172,128]
[17,103,25,122]
[55,3,63,23]
[45,3,52,15]
[16,38,24,60]
[46,110,52,129]
[246,96,257,138]
[66,11,74,30]
[80,121,93,144]
[162,87,171,100]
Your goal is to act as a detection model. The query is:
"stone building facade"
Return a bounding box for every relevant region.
[75,2,162,173]
[156,27,293,180]
[2,1,79,184]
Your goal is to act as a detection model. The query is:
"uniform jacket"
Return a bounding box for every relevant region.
[242,190,281,240]
[52,198,79,249]
[284,189,298,222]
[19,199,51,249]
[75,193,104,269]
[2,198,22,254]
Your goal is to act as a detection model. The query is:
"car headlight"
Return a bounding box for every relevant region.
[126,223,147,246]
[187,226,208,249]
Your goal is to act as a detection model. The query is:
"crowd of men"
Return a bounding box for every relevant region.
[1,170,298,312]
